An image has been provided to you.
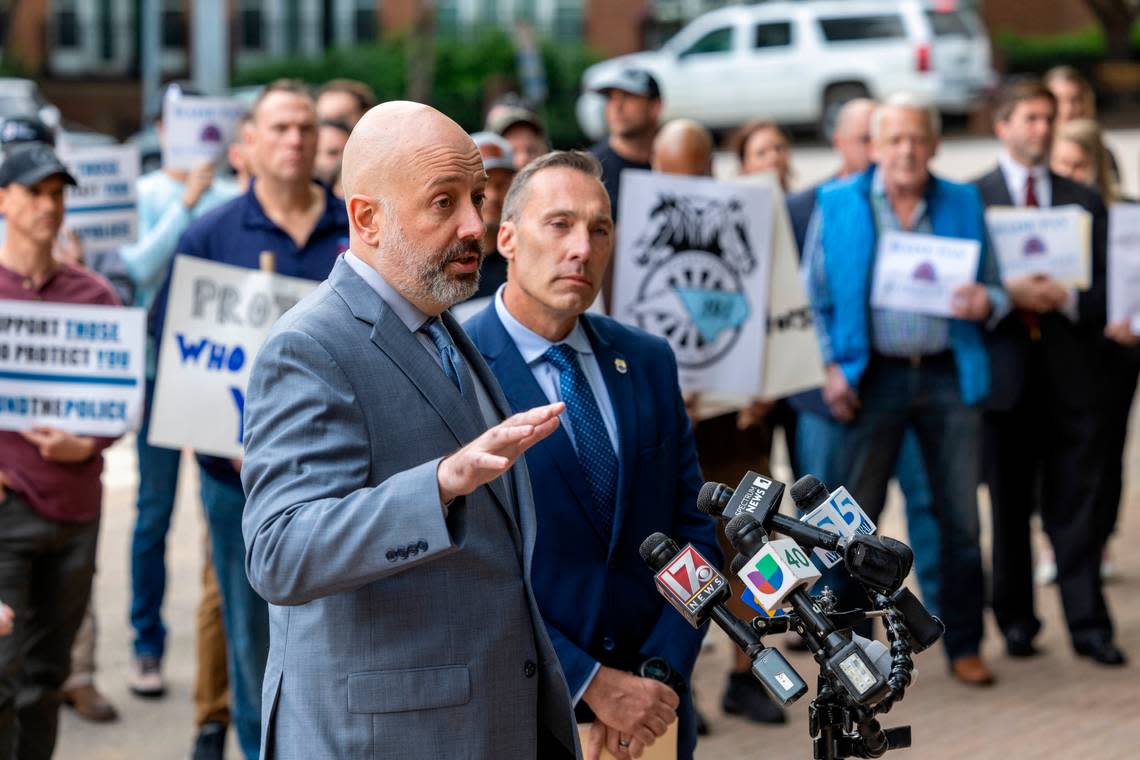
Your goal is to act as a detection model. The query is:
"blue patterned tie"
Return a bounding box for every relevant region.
[544,344,618,533]
[422,318,466,395]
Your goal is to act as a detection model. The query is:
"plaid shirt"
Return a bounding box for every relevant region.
[805,168,1007,361]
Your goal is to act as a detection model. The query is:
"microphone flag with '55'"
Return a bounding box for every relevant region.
[792,475,877,569]
[643,535,729,626]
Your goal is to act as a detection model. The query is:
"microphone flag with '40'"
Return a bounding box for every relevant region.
[800,485,877,569]
[738,539,821,613]
[653,543,729,626]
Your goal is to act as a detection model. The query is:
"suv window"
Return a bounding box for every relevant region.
[680,26,734,58]
[925,10,973,38]
[754,22,792,49]
[818,15,906,43]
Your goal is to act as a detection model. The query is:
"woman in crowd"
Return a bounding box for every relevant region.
[1051,118,1139,580]
[733,118,794,190]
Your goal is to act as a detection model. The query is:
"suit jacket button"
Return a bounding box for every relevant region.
[417,540,428,552]
[523,660,537,678]
[602,637,616,652]
[397,547,408,559]
[385,550,397,562]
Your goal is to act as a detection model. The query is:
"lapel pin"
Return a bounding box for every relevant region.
[614,358,628,374]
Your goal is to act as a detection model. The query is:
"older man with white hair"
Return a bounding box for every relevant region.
[802,92,1010,687]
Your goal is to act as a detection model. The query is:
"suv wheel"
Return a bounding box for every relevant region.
[820,83,870,141]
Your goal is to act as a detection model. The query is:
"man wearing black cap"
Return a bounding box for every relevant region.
[485,96,550,170]
[0,143,123,758]
[589,68,662,219]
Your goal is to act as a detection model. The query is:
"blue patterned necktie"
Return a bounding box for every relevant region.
[422,318,466,395]
[543,343,618,533]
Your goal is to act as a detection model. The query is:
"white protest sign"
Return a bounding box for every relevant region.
[739,173,825,401]
[0,300,145,436]
[161,95,247,170]
[985,205,1091,289]
[871,230,981,317]
[57,143,140,257]
[148,256,318,458]
[1108,203,1140,334]
[613,170,772,397]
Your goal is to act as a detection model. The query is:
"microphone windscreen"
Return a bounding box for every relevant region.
[790,475,829,511]
[639,532,671,564]
[730,553,748,575]
[697,481,726,516]
[725,513,756,544]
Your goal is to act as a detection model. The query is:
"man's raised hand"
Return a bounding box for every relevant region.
[437,402,564,504]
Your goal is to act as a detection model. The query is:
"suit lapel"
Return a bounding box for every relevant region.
[472,305,610,546]
[978,167,1014,207]
[583,316,638,554]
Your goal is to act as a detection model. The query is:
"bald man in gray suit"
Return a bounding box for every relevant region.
[241,102,579,759]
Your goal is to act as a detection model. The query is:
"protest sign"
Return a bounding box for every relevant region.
[1108,203,1140,333]
[871,230,981,317]
[56,143,140,257]
[737,172,825,400]
[985,205,1091,289]
[161,95,247,170]
[0,299,145,436]
[612,170,772,397]
[148,256,317,458]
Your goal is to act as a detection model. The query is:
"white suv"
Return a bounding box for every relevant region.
[576,1,997,140]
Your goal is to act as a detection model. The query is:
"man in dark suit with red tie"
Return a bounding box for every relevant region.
[465,150,720,760]
[974,78,1124,666]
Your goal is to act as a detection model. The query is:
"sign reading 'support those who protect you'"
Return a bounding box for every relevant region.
[57,143,140,257]
[0,300,145,436]
[148,256,317,459]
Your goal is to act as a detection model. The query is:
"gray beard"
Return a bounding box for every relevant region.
[383,219,481,308]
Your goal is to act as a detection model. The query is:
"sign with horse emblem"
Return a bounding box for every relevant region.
[612,170,772,396]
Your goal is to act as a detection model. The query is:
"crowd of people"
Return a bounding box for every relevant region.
[0,60,1135,760]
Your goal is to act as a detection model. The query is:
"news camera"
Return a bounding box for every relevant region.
[641,472,945,760]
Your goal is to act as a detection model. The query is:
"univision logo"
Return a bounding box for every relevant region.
[748,554,784,595]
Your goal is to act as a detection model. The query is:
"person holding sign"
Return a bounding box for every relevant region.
[0,144,123,758]
[465,150,719,760]
[240,102,578,759]
[150,79,348,760]
[1052,119,1139,583]
[975,78,1125,667]
[804,93,1009,687]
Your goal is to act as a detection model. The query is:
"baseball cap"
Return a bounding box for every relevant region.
[471,131,516,172]
[485,105,545,138]
[0,143,77,188]
[591,68,661,100]
[0,116,55,148]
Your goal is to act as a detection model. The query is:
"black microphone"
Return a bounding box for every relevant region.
[725,516,890,706]
[790,474,831,513]
[701,475,841,553]
[639,533,808,706]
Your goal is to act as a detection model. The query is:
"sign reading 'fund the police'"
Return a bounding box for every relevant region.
[148,256,317,459]
[0,299,145,436]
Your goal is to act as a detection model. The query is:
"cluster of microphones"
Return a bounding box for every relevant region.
[640,472,947,758]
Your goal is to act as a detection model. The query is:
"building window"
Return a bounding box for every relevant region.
[551,0,582,41]
[55,2,82,49]
[354,0,376,41]
[240,2,264,50]
[436,0,460,36]
[162,1,187,49]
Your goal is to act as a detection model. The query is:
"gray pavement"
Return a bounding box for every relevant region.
[55,130,1140,759]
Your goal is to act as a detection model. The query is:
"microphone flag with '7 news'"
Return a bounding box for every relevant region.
[653,544,729,627]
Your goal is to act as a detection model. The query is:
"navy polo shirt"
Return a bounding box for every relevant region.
[150,180,349,487]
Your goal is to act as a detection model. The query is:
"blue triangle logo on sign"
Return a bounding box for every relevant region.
[674,287,750,343]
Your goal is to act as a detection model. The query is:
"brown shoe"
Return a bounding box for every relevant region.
[949,655,995,687]
[62,683,120,723]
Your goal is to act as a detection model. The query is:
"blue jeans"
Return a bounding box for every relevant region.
[796,413,940,617]
[845,358,984,661]
[130,378,182,659]
[200,470,268,760]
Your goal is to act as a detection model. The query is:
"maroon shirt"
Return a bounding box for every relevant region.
[1,261,121,523]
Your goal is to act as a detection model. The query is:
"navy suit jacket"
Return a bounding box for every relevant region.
[464,303,721,696]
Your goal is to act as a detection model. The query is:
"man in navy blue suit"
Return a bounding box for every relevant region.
[465,150,720,760]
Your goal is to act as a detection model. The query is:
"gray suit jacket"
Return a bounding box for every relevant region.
[242,256,579,759]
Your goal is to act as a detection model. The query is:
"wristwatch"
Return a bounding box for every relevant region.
[639,656,687,693]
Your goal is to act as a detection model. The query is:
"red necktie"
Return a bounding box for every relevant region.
[1025,174,1039,207]
[1020,172,1041,339]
